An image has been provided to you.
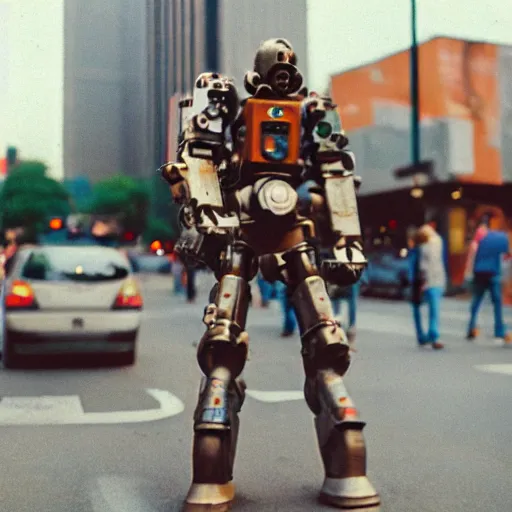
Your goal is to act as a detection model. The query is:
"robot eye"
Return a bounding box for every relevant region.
[213,81,223,89]
[316,121,332,139]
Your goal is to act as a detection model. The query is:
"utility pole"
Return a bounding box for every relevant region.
[410,0,420,165]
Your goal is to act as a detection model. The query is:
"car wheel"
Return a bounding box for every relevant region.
[3,330,22,369]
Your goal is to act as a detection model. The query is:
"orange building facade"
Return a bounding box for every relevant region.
[330,37,512,303]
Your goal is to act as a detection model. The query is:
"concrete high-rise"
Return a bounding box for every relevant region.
[158,0,308,163]
[1,0,151,182]
[1,0,308,182]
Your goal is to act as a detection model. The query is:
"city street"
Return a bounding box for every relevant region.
[0,273,511,512]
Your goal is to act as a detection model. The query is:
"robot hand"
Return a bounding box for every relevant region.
[320,239,367,286]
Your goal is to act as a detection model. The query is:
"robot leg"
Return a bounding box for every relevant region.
[283,244,380,510]
[185,241,256,511]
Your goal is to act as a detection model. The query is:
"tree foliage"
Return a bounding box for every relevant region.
[142,216,176,244]
[0,161,71,232]
[86,174,150,235]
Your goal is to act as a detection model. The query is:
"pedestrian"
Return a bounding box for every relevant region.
[256,272,274,308]
[466,226,512,344]
[186,266,197,303]
[464,222,489,286]
[275,280,297,337]
[409,224,446,349]
[170,252,185,295]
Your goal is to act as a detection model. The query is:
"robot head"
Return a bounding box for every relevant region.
[244,38,304,97]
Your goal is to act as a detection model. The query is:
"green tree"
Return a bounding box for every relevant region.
[142,216,176,245]
[0,161,71,235]
[86,174,150,235]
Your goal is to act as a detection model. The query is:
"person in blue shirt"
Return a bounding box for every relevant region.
[466,228,511,343]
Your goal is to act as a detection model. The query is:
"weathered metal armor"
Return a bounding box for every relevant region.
[160,39,380,511]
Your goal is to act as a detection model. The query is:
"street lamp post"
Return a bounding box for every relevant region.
[410,0,420,166]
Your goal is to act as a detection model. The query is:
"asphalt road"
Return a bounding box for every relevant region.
[0,272,511,512]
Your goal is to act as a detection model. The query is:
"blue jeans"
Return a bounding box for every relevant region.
[276,281,297,333]
[468,276,506,338]
[257,274,274,304]
[412,287,443,343]
[332,282,360,328]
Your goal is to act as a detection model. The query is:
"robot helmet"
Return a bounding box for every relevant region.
[244,38,303,97]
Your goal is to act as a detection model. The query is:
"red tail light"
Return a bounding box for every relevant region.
[5,280,38,309]
[112,280,143,310]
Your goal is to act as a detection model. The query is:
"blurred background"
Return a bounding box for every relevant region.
[1,0,512,301]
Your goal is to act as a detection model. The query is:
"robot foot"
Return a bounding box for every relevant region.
[319,476,380,510]
[183,482,235,512]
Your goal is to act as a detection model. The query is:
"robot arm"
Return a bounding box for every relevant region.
[301,94,366,286]
[159,73,242,269]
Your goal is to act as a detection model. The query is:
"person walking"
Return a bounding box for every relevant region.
[409,224,446,349]
[275,280,297,337]
[186,266,197,303]
[466,227,512,344]
[256,272,274,308]
[170,252,185,295]
[464,223,489,285]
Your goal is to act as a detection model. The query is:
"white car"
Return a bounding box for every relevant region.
[2,244,143,368]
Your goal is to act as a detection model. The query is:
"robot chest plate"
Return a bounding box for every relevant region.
[241,98,302,165]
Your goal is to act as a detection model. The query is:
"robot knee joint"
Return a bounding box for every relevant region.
[197,320,249,378]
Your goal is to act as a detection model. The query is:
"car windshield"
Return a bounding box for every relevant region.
[20,247,130,282]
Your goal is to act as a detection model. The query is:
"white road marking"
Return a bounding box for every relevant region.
[91,475,157,512]
[0,388,184,426]
[474,364,512,376]
[246,390,304,403]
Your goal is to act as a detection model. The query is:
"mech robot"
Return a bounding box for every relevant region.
[160,38,380,511]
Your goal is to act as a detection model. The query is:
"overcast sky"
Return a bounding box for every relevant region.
[306,0,512,91]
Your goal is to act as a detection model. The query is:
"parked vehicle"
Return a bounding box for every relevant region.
[127,251,171,274]
[2,245,143,368]
[361,248,410,300]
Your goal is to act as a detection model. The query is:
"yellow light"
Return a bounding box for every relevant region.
[410,187,424,199]
[379,226,386,233]
[150,240,162,251]
[399,248,408,258]
[75,266,83,274]
[49,218,63,230]
[451,190,462,200]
